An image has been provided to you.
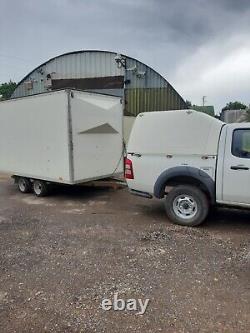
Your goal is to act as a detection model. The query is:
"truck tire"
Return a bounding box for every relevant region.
[18,177,32,193]
[33,180,49,197]
[165,185,209,227]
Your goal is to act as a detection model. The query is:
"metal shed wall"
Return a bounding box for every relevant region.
[12,50,186,116]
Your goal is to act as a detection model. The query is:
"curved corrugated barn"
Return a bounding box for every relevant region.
[12,50,186,116]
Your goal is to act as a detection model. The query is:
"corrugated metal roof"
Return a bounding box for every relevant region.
[11,50,187,115]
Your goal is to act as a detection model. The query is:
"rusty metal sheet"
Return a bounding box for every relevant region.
[52,76,124,90]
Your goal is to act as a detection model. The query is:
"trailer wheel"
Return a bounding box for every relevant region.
[33,180,49,197]
[165,185,209,227]
[18,177,32,193]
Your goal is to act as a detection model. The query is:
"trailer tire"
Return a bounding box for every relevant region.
[33,180,49,197]
[18,177,32,193]
[165,185,209,227]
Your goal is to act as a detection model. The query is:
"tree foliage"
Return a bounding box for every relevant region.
[0,81,17,100]
[185,100,192,109]
[222,101,247,111]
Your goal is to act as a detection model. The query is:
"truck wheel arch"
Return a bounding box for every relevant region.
[153,166,216,204]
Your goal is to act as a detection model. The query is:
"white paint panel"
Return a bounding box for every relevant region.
[70,91,123,182]
[123,116,135,143]
[0,91,70,182]
[221,123,250,204]
[127,154,217,194]
[128,110,224,156]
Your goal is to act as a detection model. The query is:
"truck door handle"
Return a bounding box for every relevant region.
[231,166,249,171]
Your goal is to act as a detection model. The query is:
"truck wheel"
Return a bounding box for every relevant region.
[165,185,209,227]
[33,180,49,197]
[18,177,32,193]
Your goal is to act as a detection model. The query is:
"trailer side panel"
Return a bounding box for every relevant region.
[0,91,71,183]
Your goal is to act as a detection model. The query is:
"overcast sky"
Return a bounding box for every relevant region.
[1,0,250,113]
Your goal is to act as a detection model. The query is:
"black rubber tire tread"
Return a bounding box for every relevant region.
[165,185,209,227]
[18,177,32,194]
[33,180,49,197]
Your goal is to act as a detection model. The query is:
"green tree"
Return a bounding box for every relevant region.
[0,81,17,100]
[222,101,247,111]
[185,100,192,109]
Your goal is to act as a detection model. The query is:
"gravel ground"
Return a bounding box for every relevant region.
[0,173,249,333]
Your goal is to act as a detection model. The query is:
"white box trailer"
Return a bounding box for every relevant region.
[0,89,123,195]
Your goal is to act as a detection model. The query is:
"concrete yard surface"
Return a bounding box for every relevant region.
[0,173,249,332]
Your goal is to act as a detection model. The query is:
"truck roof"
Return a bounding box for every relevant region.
[128,109,224,156]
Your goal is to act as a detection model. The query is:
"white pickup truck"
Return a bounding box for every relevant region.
[125,109,250,226]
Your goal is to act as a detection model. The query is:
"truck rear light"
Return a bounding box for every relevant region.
[125,158,134,179]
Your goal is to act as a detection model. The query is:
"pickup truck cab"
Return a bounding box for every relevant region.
[125,109,250,226]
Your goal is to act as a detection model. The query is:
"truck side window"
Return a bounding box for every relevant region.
[232,129,250,158]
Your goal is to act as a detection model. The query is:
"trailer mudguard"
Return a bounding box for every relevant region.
[153,166,215,203]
